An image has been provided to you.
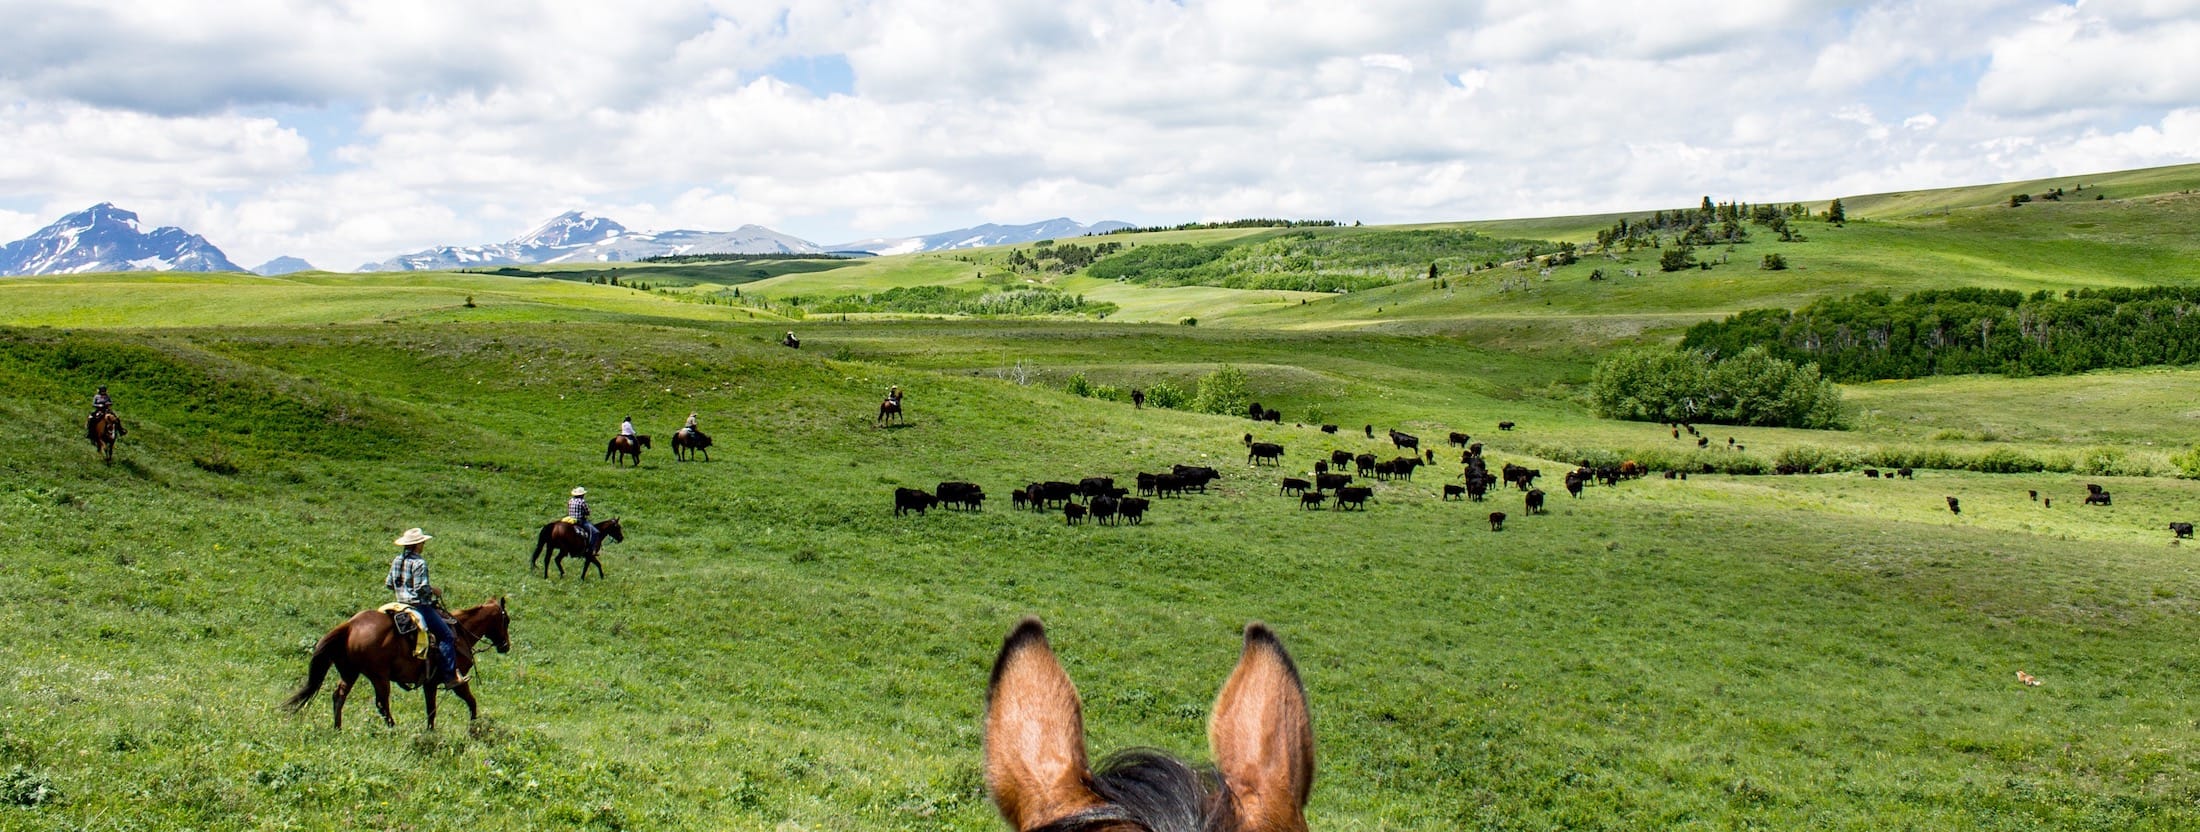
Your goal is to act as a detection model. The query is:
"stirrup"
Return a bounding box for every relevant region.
[442,672,469,689]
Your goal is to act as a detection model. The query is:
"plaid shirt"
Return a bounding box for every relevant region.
[387,551,434,606]
[568,496,589,523]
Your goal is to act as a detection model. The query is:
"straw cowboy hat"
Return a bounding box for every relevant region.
[393,528,433,547]
[571,486,587,497]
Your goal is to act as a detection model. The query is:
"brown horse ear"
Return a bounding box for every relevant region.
[1210,622,1315,832]
[985,617,1104,830]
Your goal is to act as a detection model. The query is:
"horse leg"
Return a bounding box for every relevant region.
[554,551,567,578]
[424,684,439,729]
[587,554,604,580]
[451,681,480,721]
[370,676,395,726]
[332,670,356,729]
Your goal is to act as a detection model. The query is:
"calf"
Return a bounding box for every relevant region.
[1863,469,1880,479]
[1442,484,1465,500]
[1423,449,1435,465]
[1331,449,1355,468]
[1314,460,1329,476]
[1897,467,1913,480]
[1299,491,1328,510]
[1248,442,1285,466]
[1333,486,1372,510]
[1946,496,1961,515]
[1372,460,1394,480]
[1316,472,1353,491]
[1280,477,1311,495]
[1498,421,1516,431]
[1154,473,1184,497]
[1525,488,1546,515]
[1488,511,1506,531]
[1390,457,1421,480]
[1135,472,1158,496]
[1063,502,1087,525]
[2085,491,2112,506]
[2172,522,2194,539]
[1320,424,1339,434]
[1355,453,1378,476]
[1697,437,1710,448]
[2027,489,2038,502]
[1119,497,1150,524]
[893,487,939,516]
[1011,488,1031,510]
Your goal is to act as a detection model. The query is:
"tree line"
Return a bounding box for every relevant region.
[1681,287,2200,381]
[1102,219,1339,235]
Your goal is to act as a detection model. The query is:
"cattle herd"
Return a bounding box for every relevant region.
[890,415,2196,541]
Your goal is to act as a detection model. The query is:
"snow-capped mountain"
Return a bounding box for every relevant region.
[251,256,316,276]
[358,211,824,271]
[0,203,242,276]
[831,218,1133,256]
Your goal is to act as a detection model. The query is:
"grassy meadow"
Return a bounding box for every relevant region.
[6,165,2200,830]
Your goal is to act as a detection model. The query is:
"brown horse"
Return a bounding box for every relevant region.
[671,429,711,462]
[985,618,1314,832]
[876,399,903,427]
[531,517,622,579]
[87,411,121,463]
[284,598,511,729]
[605,434,650,465]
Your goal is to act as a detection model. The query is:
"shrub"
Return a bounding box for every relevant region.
[2077,446,2153,477]
[1191,365,1251,416]
[1589,346,1845,429]
[1142,381,1188,410]
[1659,247,1697,272]
[1064,372,1094,398]
[2173,446,2200,479]
[1180,317,1198,327]
[1761,253,1787,271]
[1775,445,1858,474]
[2,765,58,807]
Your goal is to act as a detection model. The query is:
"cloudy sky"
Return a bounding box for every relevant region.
[2,0,2198,270]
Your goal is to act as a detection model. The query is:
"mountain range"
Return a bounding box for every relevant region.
[0,203,242,276]
[0,206,1137,276]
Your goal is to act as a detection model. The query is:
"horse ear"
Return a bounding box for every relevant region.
[985,617,1104,830]
[1209,622,1315,832]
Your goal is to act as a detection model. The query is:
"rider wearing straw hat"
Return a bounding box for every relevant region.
[386,527,463,687]
[568,487,601,552]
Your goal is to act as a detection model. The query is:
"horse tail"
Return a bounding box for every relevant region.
[284,626,344,712]
[533,523,551,560]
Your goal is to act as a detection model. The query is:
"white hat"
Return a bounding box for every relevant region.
[571,486,587,497]
[393,528,432,546]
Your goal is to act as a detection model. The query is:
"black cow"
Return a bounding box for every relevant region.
[893,487,938,516]
[936,481,985,511]
[1264,409,1282,424]
[1154,473,1184,497]
[1320,424,1339,434]
[1136,472,1159,496]
[1442,484,1465,500]
[1091,495,1121,525]
[1897,468,1914,479]
[1525,489,1546,515]
[1299,492,1328,510]
[1040,481,1079,507]
[1697,437,1710,448]
[1120,497,1150,524]
[1316,472,1352,491]
[1564,473,1585,498]
[1389,430,1419,451]
[1364,424,1374,439]
[1946,496,1961,515]
[2173,522,2194,539]
[1372,461,1394,480]
[1331,450,1355,468]
[1012,488,1031,510]
[1313,460,1329,476]
[1334,486,1372,510]
[1280,477,1311,495]
[1664,471,1678,480]
[2085,491,2112,506]
[1488,511,1506,531]
[1248,442,1285,466]
[1390,457,1420,480]
[1355,453,1377,476]
[2086,483,2105,496]
[1864,469,1880,479]
[1172,465,1219,492]
[2028,489,2038,501]
[1064,503,1087,525]
[1079,477,1115,498]
[1465,474,1489,502]
[1248,403,1266,421]
[1448,432,1470,447]
[1498,421,1516,431]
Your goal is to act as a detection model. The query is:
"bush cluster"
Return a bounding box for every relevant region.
[1590,346,1846,429]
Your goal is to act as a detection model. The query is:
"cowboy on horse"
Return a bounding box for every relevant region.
[620,415,636,439]
[88,385,125,436]
[568,487,603,553]
[386,528,464,688]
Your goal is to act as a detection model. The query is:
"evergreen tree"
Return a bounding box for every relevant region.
[1825,198,1846,225]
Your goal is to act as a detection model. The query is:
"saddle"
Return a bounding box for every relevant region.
[378,603,442,660]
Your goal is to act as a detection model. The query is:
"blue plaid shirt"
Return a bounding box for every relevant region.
[568,497,589,523]
[387,551,434,606]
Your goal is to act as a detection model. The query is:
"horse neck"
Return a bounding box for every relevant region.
[452,604,499,644]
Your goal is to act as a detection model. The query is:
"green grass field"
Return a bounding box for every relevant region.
[6,165,2200,830]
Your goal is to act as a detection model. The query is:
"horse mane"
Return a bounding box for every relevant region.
[1029,749,1231,832]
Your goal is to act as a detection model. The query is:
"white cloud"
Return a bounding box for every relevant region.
[0,1,2197,270]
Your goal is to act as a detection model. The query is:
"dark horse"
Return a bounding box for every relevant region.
[877,399,903,427]
[532,517,623,579]
[284,598,511,729]
[985,618,1314,832]
[671,429,712,462]
[605,434,650,466]
[782,333,801,349]
[87,411,121,464]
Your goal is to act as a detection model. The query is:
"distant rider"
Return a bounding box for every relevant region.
[620,416,636,439]
[887,385,903,405]
[89,385,125,435]
[386,528,462,687]
[682,412,700,436]
[568,487,602,552]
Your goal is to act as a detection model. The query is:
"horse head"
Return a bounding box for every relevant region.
[984,618,1314,832]
[461,597,512,654]
[637,435,652,449]
[599,517,625,544]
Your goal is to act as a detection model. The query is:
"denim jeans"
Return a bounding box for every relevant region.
[411,602,458,682]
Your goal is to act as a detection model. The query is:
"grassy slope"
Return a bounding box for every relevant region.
[6,324,2200,832]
